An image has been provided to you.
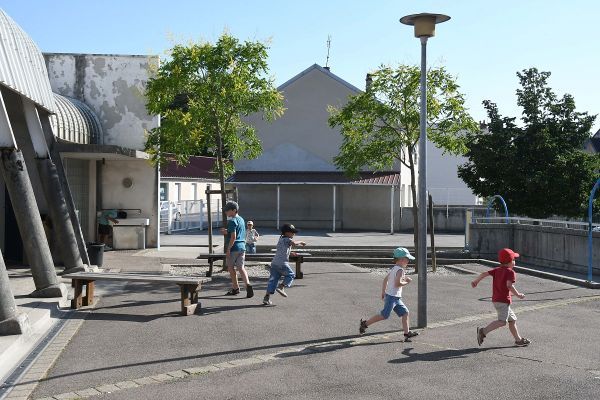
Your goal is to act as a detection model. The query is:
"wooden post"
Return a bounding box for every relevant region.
[206,185,212,243]
[428,193,437,273]
[83,281,95,306]
[71,280,83,309]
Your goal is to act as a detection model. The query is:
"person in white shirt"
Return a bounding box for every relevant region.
[359,247,419,342]
[245,220,259,254]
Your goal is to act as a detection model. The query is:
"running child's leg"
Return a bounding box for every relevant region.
[482,320,506,335]
[508,321,521,341]
[266,265,282,294]
[280,263,295,288]
[365,314,385,326]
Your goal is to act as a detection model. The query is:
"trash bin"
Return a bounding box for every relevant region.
[87,242,105,267]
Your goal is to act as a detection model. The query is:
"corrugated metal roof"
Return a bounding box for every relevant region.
[161,156,218,180]
[49,93,103,144]
[227,171,400,186]
[0,9,55,113]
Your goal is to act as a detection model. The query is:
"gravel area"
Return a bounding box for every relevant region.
[169,263,272,278]
[352,264,473,276]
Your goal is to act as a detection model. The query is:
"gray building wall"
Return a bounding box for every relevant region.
[237,184,401,231]
[44,53,160,248]
[237,65,358,172]
[44,53,159,150]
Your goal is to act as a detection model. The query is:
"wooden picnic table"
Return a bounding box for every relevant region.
[196,252,310,279]
[63,272,211,316]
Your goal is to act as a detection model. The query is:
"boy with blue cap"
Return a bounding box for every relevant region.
[359,247,419,342]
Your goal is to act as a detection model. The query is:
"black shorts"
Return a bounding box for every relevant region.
[98,224,112,235]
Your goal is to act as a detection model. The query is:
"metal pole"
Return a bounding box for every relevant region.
[332,185,336,232]
[276,185,280,229]
[588,179,600,282]
[417,36,428,328]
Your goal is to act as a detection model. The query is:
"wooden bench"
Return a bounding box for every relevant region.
[62,272,211,316]
[196,253,310,279]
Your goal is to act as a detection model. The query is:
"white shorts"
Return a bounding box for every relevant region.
[493,302,517,322]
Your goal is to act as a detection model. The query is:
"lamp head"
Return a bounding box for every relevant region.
[400,13,450,38]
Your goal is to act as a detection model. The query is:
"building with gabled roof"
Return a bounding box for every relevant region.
[228,64,408,232]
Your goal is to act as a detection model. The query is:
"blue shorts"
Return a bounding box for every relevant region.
[380,294,409,319]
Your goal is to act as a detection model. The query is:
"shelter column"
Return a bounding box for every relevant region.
[36,158,85,274]
[0,250,30,335]
[0,149,66,298]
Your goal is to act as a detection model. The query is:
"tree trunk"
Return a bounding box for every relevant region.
[215,128,228,256]
[408,151,418,272]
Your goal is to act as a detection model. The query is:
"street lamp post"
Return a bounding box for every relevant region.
[400,13,450,328]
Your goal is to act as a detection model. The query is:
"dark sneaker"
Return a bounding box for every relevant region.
[225,288,240,296]
[246,285,254,298]
[275,284,288,297]
[477,327,485,346]
[262,295,272,305]
[515,338,531,347]
[359,319,368,335]
[404,331,419,342]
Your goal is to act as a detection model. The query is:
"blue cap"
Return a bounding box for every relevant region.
[393,247,415,260]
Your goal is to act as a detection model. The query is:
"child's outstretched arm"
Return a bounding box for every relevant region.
[471,272,490,288]
[290,240,306,247]
[507,281,525,299]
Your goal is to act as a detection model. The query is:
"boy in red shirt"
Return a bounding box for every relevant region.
[471,248,531,347]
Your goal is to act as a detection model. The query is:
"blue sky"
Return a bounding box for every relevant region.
[2,0,599,132]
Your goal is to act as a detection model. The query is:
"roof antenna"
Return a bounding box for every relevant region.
[324,35,332,71]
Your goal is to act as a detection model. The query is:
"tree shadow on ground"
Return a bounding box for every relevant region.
[389,346,510,364]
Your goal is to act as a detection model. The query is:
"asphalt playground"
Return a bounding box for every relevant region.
[17,256,599,400]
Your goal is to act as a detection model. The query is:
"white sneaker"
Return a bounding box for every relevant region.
[276,285,288,297]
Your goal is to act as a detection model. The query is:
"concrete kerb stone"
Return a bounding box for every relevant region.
[114,380,140,389]
[182,365,220,375]
[2,315,87,400]
[94,384,120,394]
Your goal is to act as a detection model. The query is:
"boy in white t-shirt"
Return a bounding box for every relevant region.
[359,247,419,342]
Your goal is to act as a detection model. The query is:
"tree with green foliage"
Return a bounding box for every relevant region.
[328,64,478,256]
[458,68,599,218]
[145,33,284,225]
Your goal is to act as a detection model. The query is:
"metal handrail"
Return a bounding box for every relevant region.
[472,216,600,231]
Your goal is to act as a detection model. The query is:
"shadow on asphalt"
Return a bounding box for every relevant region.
[26,330,400,385]
[388,346,511,364]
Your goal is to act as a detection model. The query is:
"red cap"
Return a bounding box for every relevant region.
[498,248,519,264]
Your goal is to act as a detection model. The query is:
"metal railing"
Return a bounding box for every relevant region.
[160,200,225,234]
[160,200,203,234]
[472,216,600,231]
